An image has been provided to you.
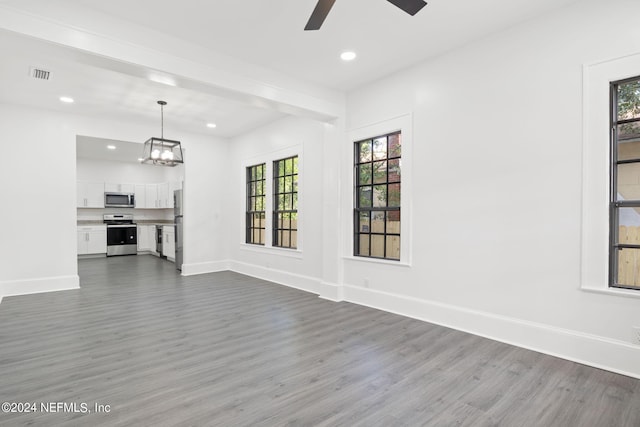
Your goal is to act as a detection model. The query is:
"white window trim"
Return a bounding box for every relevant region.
[239,243,303,259]
[582,52,640,298]
[344,114,413,265]
[240,145,303,253]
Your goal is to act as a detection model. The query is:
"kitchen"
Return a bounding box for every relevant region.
[76,135,184,270]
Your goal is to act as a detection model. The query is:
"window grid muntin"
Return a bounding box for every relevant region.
[354,131,401,260]
[610,76,640,290]
[246,163,266,245]
[273,156,298,249]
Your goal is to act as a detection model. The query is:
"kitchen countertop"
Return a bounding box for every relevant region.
[136,220,175,225]
[77,220,175,226]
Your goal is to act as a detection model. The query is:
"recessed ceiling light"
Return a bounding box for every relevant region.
[206,123,217,128]
[340,51,357,61]
[59,96,74,103]
[106,145,116,150]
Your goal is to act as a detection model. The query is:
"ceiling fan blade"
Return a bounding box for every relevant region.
[305,0,337,31]
[386,0,427,16]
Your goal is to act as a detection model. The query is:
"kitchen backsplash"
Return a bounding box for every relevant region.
[77,207,173,222]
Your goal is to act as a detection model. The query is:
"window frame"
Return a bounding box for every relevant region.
[609,75,640,290]
[581,53,640,298]
[245,163,266,245]
[272,155,299,249]
[344,114,412,266]
[353,131,402,261]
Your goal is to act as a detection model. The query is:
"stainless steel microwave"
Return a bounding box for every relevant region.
[104,192,135,208]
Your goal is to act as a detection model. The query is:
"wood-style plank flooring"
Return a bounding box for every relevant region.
[0,255,639,426]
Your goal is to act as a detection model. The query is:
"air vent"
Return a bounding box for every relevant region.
[29,67,51,80]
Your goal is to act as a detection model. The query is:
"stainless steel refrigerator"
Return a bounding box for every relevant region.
[174,189,184,271]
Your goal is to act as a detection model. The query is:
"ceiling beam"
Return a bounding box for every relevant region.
[0,4,345,122]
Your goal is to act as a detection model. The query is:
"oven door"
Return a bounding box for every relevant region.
[106,225,137,256]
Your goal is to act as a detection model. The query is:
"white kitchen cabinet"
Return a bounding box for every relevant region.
[157,183,169,208]
[136,225,149,251]
[135,182,181,209]
[77,225,107,255]
[163,225,175,260]
[105,183,135,193]
[134,184,146,209]
[137,225,156,252]
[77,181,104,208]
[145,184,159,208]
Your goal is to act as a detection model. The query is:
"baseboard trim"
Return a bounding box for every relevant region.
[229,261,341,301]
[0,275,80,300]
[318,281,344,302]
[342,285,640,379]
[181,260,231,276]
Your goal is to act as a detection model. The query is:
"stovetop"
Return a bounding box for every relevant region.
[103,214,135,225]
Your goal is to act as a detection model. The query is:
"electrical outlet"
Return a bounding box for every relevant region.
[633,327,640,345]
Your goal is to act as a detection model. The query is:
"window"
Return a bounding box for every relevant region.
[246,163,266,245]
[273,156,298,249]
[354,131,401,260]
[610,76,640,290]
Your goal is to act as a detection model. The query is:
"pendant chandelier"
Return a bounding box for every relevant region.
[141,100,183,167]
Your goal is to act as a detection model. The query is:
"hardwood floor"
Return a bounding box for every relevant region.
[0,255,638,426]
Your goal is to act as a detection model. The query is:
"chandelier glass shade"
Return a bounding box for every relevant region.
[141,137,183,166]
[141,100,183,167]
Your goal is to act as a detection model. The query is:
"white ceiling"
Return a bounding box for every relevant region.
[0,30,287,138]
[71,0,584,90]
[0,0,584,139]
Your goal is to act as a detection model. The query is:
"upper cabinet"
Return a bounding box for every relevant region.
[142,181,181,209]
[105,183,135,193]
[134,184,147,209]
[146,183,159,208]
[77,180,181,209]
[157,182,170,209]
[77,181,104,208]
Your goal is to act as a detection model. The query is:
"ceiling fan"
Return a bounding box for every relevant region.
[305,0,427,31]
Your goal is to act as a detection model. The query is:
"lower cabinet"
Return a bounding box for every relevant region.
[137,225,156,252]
[163,226,175,260]
[77,226,107,255]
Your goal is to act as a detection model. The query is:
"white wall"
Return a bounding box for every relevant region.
[0,103,230,294]
[180,128,230,275]
[225,115,332,294]
[343,0,640,377]
[0,104,79,295]
[76,157,179,184]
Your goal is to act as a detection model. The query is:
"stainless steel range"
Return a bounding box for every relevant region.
[104,214,137,256]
